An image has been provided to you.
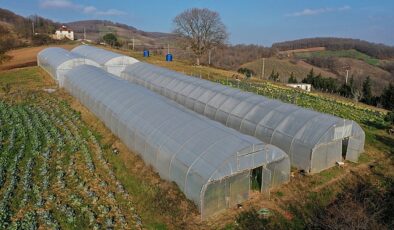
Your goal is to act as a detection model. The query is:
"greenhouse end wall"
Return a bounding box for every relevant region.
[37,47,100,86]
[63,65,290,218]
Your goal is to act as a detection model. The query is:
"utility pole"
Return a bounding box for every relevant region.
[83,27,86,40]
[344,65,350,84]
[208,49,212,65]
[167,43,170,54]
[345,69,349,84]
[261,58,265,79]
[32,21,35,35]
[130,31,135,50]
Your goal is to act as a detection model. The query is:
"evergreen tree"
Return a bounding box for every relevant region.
[381,83,394,110]
[102,33,119,47]
[362,76,373,104]
[288,72,298,83]
[339,83,352,98]
[237,68,254,79]
[302,68,315,84]
[269,69,279,82]
[308,68,315,78]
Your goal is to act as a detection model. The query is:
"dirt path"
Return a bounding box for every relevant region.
[0,44,77,70]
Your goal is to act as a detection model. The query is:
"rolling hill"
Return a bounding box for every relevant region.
[241,57,337,82]
[0,8,173,52]
[66,20,173,47]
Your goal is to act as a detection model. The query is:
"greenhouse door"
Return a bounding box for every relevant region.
[251,166,272,193]
[251,167,262,191]
[342,137,349,159]
[261,168,272,193]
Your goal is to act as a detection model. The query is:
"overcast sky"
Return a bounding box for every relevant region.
[1,0,393,46]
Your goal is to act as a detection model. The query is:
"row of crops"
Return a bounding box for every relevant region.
[217,79,387,127]
[0,95,142,229]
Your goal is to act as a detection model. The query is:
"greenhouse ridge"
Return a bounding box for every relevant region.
[37,45,365,218]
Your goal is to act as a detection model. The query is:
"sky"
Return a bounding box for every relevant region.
[1,0,393,46]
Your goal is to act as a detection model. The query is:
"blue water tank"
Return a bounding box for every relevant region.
[143,50,150,57]
[166,53,173,62]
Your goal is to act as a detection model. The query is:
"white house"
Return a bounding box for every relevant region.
[286,83,312,92]
[53,26,74,40]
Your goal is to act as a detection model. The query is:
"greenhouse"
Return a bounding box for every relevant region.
[71,45,139,76]
[63,65,290,219]
[121,62,365,173]
[37,47,100,86]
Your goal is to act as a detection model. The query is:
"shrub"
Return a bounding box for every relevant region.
[384,110,394,125]
[235,208,270,230]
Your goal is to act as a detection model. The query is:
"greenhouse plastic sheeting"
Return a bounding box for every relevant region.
[63,65,290,218]
[71,45,139,76]
[37,47,99,86]
[121,62,365,173]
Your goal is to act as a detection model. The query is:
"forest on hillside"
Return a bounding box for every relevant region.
[0,8,62,57]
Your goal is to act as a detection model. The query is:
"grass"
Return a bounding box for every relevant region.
[0,67,45,92]
[295,49,381,66]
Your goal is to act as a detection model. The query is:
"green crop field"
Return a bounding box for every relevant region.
[217,79,387,127]
[295,49,381,66]
[0,85,142,228]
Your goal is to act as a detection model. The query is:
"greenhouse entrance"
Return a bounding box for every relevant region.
[251,166,272,193]
[342,138,349,159]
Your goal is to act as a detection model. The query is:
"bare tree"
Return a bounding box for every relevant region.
[173,8,228,65]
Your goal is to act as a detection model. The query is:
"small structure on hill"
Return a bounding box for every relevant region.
[53,25,74,40]
[286,83,312,92]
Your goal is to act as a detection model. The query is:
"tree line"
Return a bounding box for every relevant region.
[0,8,62,57]
[289,68,394,111]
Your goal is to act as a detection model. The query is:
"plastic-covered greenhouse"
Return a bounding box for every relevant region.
[63,65,290,218]
[37,47,99,86]
[121,62,365,173]
[71,45,139,76]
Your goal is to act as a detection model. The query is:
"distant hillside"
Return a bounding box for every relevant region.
[0,8,174,52]
[272,37,394,59]
[66,20,173,47]
[295,49,381,66]
[242,54,393,95]
[0,8,59,38]
[241,58,336,82]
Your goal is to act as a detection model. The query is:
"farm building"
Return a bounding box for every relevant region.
[286,83,312,92]
[121,62,365,173]
[37,47,99,86]
[53,25,74,40]
[71,45,139,76]
[63,65,290,219]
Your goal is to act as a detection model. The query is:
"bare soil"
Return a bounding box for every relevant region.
[0,44,77,70]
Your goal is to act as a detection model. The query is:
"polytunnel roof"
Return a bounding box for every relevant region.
[71,45,139,65]
[37,47,86,69]
[122,62,363,151]
[63,65,288,204]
